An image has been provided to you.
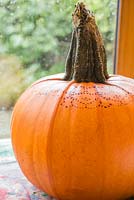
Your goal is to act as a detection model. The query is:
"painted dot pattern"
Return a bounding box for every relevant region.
[30,79,134,110]
[60,84,134,109]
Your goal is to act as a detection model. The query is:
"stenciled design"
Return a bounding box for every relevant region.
[30,81,134,110]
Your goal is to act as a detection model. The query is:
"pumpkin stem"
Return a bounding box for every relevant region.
[64,2,109,83]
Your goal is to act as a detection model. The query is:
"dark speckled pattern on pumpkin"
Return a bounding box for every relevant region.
[30,75,134,110]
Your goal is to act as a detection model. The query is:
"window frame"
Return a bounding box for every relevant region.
[115,0,134,78]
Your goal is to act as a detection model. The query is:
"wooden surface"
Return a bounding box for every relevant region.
[116,0,134,78]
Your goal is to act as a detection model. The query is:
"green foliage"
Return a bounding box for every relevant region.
[0,55,26,108]
[0,0,117,107]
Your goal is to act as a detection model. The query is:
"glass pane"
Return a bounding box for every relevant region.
[0,0,117,139]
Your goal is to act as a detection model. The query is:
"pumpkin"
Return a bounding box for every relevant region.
[11,3,134,200]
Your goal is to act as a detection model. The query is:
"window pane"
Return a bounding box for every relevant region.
[0,0,117,139]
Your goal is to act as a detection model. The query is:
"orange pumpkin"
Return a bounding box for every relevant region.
[11,3,134,200]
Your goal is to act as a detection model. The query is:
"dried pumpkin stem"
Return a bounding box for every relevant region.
[64,2,109,83]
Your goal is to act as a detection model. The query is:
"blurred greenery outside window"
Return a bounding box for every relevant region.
[0,0,117,108]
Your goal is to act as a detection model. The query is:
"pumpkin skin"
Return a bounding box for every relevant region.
[11,73,134,200]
